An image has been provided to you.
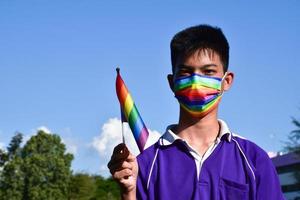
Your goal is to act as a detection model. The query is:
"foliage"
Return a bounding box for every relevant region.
[0,133,24,199]
[284,116,300,182]
[22,131,74,200]
[69,174,120,200]
[0,131,73,200]
[7,133,23,159]
[285,117,300,153]
[69,173,96,200]
[0,131,121,200]
[92,176,120,200]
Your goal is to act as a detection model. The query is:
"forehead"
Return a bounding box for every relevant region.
[182,49,221,66]
[173,49,223,71]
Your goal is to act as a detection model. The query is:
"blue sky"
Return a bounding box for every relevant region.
[1,1,300,176]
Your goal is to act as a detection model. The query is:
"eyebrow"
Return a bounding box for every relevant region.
[177,64,217,70]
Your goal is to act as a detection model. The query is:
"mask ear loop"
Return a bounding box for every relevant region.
[219,72,228,96]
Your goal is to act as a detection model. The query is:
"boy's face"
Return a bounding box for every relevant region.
[168,49,234,92]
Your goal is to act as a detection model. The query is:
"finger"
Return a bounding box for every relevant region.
[108,154,132,171]
[107,144,130,169]
[113,168,133,180]
[112,143,130,161]
[125,153,137,163]
[107,157,125,171]
[113,143,129,156]
[113,143,125,153]
[109,161,133,174]
[120,176,134,185]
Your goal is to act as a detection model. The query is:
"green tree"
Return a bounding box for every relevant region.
[68,174,120,200]
[92,176,120,200]
[7,133,23,159]
[0,133,24,200]
[0,132,23,167]
[285,117,300,153]
[0,148,8,167]
[22,131,73,200]
[0,131,73,200]
[69,173,96,200]
[284,117,300,182]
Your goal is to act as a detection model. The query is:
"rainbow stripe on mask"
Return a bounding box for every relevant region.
[174,74,223,117]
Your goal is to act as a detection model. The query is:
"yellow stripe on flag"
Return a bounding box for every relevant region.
[124,94,134,117]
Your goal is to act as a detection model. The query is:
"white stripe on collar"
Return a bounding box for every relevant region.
[159,119,232,146]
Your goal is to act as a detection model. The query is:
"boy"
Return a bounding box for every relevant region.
[108,24,284,200]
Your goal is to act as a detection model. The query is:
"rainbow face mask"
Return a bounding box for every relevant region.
[174,73,226,117]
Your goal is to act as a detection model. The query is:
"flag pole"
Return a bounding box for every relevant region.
[121,122,125,144]
[116,67,125,144]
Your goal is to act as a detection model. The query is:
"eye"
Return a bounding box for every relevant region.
[203,69,217,76]
[177,69,192,77]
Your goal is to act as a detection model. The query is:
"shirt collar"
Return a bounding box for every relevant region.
[159,119,232,146]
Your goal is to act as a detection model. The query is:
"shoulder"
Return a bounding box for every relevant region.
[231,133,273,170]
[137,142,159,171]
[231,135,284,198]
[136,141,160,189]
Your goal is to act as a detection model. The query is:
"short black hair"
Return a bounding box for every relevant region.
[170,24,229,73]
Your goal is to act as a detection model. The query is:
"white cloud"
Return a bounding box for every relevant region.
[22,126,52,145]
[91,117,161,164]
[23,126,78,155]
[267,151,278,158]
[61,137,78,155]
[0,130,5,150]
[92,118,161,156]
[145,130,161,149]
[36,126,51,134]
[0,142,5,150]
[59,127,79,155]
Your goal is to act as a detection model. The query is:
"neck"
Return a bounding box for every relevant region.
[174,108,220,148]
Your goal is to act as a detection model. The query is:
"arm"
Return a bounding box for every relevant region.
[121,185,136,200]
[107,143,138,200]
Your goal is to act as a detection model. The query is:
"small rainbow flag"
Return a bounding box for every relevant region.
[115,68,149,152]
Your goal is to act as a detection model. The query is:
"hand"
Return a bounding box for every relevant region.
[107,143,138,199]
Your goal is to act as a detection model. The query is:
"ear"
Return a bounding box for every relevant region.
[223,72,234,91]
[167,74,175,92]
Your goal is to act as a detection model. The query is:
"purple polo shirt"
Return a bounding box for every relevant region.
[136,120,285,200]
